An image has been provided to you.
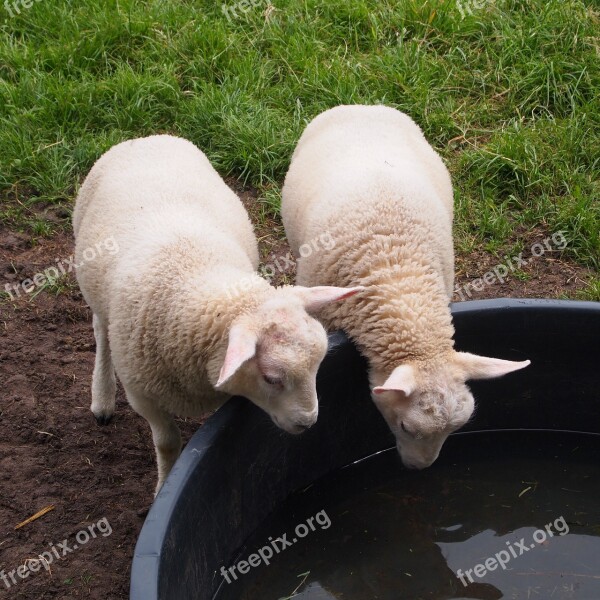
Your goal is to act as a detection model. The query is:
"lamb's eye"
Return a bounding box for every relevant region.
[263,374,283,386]
[401,421,411,435]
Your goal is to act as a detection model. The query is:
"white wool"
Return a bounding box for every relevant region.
[282,105,456,370]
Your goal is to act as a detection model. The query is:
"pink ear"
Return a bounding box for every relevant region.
[295,285,364,313]
[455,352,531,381]
[455,352,531,379]
[216,323,257,388]
[373,364,417,397]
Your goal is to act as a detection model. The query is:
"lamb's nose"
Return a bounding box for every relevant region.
[295,417,317,431]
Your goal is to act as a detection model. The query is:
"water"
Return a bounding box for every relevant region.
[215,431,600,600]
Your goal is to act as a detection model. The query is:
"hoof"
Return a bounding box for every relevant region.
[94,413,113,426]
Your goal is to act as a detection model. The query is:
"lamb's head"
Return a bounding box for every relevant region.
[215,285,363,434]
[371,352,530,469]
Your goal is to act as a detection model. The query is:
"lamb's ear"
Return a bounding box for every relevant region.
[455,352,530,381]
[294,285,364,313]
[216,323,257,388]
[373,364,417,397]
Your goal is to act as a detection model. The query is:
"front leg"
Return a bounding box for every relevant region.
[125,388,182,495]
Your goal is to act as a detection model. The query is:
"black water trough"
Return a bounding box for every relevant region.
[130,299,600,600]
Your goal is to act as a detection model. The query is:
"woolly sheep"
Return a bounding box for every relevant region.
[281,105,530,469]
[73,134,360,492]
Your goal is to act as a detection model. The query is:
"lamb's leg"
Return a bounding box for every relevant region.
[91,314,116,425]
[126,390,182,495]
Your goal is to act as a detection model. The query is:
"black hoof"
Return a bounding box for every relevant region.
[94,414,113,426]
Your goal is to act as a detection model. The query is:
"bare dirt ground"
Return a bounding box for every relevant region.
[0,187,593,599]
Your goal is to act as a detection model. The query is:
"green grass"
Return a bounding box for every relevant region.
[257,182,284,222]
[575,277,600,301]
[29,271,74,299]
[1,0,598,276]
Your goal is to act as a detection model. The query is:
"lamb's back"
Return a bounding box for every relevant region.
[282,105,453,255]
[74,135,258,318]
[282,106,454,293]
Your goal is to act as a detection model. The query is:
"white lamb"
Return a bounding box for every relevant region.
[73,134,359,492]
[281,105,530,469]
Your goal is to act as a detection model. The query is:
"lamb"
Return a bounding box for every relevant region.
[281,105,530,469]
[73,134,360,492]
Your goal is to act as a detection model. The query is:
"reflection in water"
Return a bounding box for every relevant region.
[215,431,600,600]
[293,582,337,599]
[439,528,600,598]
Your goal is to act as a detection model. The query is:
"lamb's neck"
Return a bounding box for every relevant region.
[352,266,455,373]
[156,270,273,387]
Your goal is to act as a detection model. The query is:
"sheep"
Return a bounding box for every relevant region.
[73,134,360,493]
[281,105,530,469]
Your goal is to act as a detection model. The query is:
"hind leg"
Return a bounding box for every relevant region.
[91,314,116,425]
